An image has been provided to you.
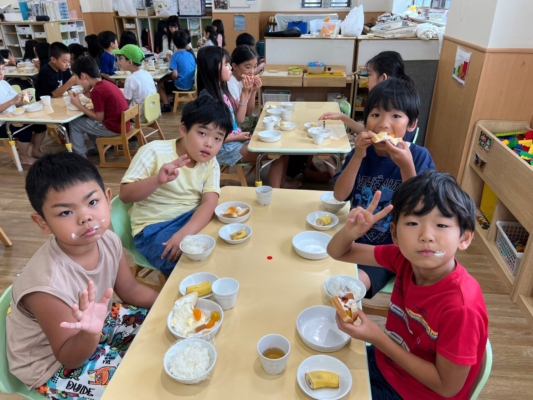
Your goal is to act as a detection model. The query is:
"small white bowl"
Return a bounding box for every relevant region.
[292,231,331,260]
[5,66,16,73]
[297,355,352,399]
[324,275,366,300]
[306,211,339,231]
[296,306,351,353]
[266,108,282,116]
[164,338,217,384]
[304,122,320,130]
[281,102,295,110]
[159,66,168,72]
[277,121,297,131]
[215,201,252,224]
[125,71,132,75]
[179,235,216,262]
[167,298,224,341]
[25,103,43,113]
[179,272,219,298]
[308,127,332,138]
[218,223,252,245]
[12,108,25,116]
[258,130,281,143]
[320,192,348,213]
[116,70,125,75]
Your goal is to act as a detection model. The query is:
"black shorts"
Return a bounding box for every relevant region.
[163,81,192,93]
[359,264,395,299]
[0,122,46,143]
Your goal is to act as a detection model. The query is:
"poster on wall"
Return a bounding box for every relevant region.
[214,0,228,9]
[452,46,471,85]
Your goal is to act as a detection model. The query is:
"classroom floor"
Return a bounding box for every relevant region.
[0,111,532,400]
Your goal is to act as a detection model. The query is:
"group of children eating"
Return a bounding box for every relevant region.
[2,20,488,400]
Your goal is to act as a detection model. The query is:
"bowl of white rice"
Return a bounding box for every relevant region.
[164,339,217,384]
[179,235,216,262]
[320,192,348,213]
[324,275,366,300]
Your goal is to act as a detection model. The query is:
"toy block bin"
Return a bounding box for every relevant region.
[496,221,529,275]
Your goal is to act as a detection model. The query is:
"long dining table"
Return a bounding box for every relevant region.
[102,186,370,399]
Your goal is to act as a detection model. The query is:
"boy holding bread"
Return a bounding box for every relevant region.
[328,171,488,399]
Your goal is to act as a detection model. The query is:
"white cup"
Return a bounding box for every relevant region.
[263,121,275,130]
[255,186,273,206]
[257,334,291,375]
[311,130,325,145]
[148,59,155,68]
[212,278,239,310]
[40,95,51,106]
[281,110,292,121]
[63,96,71,106]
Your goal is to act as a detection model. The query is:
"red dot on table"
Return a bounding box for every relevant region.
[267,256,273,260]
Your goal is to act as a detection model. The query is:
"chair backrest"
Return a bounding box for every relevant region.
[109,196,154,270]
[143,93,161,124]
[340,100,351,117]
[10,85,21,94]
[469,339,492,400]
[121,104,141,138]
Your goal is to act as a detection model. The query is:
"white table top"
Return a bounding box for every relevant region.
[0,97,84,124]
[110,69,171,81]
[248,102,352,154]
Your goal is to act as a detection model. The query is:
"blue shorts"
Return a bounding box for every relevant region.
[133,210,195,275]
[216,140,248,166]
[367,345,403,400]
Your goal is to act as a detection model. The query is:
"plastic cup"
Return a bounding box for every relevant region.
[257,334,291,375]
[263,121,275,130]
[212,278,239,310]
[281,110,292,121]
[255,186,273,206]
[40,95,51,106]
[311,130,325,145]
[63,96,71,106]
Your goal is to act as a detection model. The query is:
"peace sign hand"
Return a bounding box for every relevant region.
[157,154,190,184]
[344,191,393,240]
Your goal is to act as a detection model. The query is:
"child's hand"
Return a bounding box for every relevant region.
[70,92,81,107]
[60,281,113,336]
[344,191,393,240]
[242,75,254,93]
[319,112,344,122]
[335,310,383,344]
[157,154,190,184]
[252,76,262,91]
[161,231,185,262]
[386,141,414,170]
[236,132,251,142]
[11,93,23,105]
[353,131,375,159]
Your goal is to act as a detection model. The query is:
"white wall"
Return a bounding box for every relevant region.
[85,0,113,13]
[488,0,533,48]
[444,0,498,48]
[212,0,391,13]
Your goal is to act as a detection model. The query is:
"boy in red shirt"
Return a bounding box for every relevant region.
[328,170,488,400]
[68,56,130,158]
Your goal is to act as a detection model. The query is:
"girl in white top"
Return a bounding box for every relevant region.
[228,45,262,120]
[200,25,218,47]
[161,16,180,60]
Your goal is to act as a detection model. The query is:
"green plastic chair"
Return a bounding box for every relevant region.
[470,339,492,400]
[340,99,351,117]
[110,196,166,291]
[10,85,21,94]
[0,286,47,399]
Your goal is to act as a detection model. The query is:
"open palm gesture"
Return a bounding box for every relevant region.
[60,281,113,336]
[344,191,393,240]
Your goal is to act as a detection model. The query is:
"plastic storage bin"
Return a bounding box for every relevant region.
[495,221,529,275]
[262,90,291,104]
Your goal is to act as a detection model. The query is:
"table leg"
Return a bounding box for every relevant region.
[255,152,267,186]
[56,125,72,152]
[6,123,23,172]
[331,154,342,172]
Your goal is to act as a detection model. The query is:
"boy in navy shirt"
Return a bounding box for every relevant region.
[98,31,118,81]
[333,79,434,298]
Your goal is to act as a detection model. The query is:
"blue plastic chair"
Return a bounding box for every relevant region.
[110,196,167,291]
[0,286,47,399]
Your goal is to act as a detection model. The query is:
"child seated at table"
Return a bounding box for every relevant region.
[67,56,129,158]
[183,29,196,60]
[98,30,118,81]
[328,171,488,399]
[332,78,434,299]
[34,42,50,71]
[119,95,233,275]
[6,152,158,400]
[159,30,196,113]
[114,44,156,122]
[35,42,77,100]
[0,49,16,66]
[235,33,265,73]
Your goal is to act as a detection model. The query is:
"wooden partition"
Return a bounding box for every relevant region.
[212,12,261,54]
[84,12,117,35]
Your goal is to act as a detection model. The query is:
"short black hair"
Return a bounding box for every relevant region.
[26,153,105,218]
[236,33,255,47]
[182,95,233,139]
[119,30,138,48]
[172,30,188,49]
[0,54,4,65]
[49,42,70,60]
[68,43,86,61]
[0,49,12,59]
[364,78,419,127]
[71,56,101,79]
[98,30,118,49]
[391,170,475,235]
[36,42,50,62]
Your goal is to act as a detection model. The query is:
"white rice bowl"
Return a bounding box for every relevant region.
[181,235,209,254]
[324,275,366,300]
[164,339,217,384]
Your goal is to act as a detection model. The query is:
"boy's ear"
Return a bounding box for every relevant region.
[407,118,418,132]
[31,213,52,236]
[390,222,399,245]
[179,123,187,137]
[458,230,474,251]
[105,188,112,207]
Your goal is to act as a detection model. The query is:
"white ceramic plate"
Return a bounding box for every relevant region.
[179,234,216,262]
[306,211,339,231]
[277,122,297,131]
[292,231,331,260]
[320,192,348,214]
[323,275,367,300]
[12,108,25,116]
[308,127,332,138]
[266,108,282,116]
[304,122,321,130]
[167,298,224,341]
[296,306,351,352]
[258,130,281,143]
[218,223,252,245]
[164,338,217,384]
[297,355,353,400]
[215,202,252,224]
[179,272,219,298]
[25,103,43,112]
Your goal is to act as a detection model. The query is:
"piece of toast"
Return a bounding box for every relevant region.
[371,132,403,146]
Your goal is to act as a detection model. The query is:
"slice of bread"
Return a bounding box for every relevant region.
[371,132,403,146]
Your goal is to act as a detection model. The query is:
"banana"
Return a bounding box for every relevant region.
[230,229,248,240]
[305,371,339,390]
[185,281,212,297]
[316,216,332,226]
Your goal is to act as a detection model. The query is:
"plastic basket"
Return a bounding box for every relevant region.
[495,221,529,275]
[262,90,290,105]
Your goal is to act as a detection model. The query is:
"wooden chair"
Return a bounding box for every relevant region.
[95,104,146,168]
[220,163,256,187]
[140,93,165,142]
[46,125,63,145]
[0,227,12,247]
[362,277,395,318]
[172,74,197,113]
